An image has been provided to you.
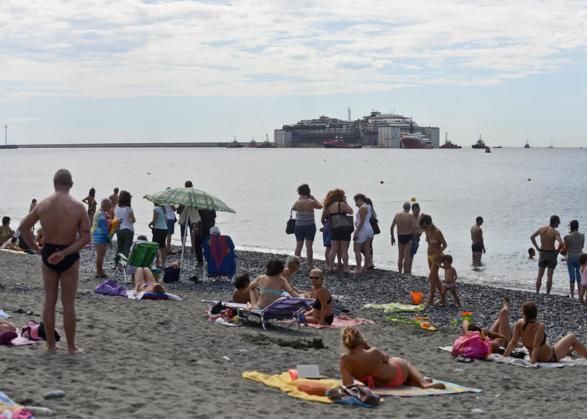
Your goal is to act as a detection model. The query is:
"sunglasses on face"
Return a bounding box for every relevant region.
[309,275,321,279]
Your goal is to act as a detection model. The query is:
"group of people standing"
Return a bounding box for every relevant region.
[291,184,377,274]
[81,180,216,277]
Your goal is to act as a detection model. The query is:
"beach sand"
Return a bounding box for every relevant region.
[1,248,586,418]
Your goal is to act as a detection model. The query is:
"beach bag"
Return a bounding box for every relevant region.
[286,211,296,235]
[451,331,491,360]
[326,385,380,408]
[330,203,354,234]
[163,266,180,283]
[370,217,381,235]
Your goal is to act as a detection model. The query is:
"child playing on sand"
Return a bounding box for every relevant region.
[232,273,251,304]
[439,254,461,306]
[579,254,587,304]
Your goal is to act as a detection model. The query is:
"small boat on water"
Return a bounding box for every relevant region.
[256,134,277,148]
[439,133,461,149]
[472,135,488,149]
[226,137,244,148]
[485,146,491,153]
[524,141,530,149]
[323,138,362,149]
[248,138,257,148]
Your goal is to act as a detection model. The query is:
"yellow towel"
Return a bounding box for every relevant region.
[242,371,341,404]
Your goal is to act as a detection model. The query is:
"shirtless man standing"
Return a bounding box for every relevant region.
[530,215,563,295]
[390,202,416,274]
[19,169,91,354]
[471,216,486,266]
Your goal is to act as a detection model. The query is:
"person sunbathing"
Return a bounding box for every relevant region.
[464,296,512,353]
[339,326,445,389]
[504,301,587,363]
[134,267,166,294]
[302,268,334,325]
[232,273,251,304]
[249,259,300,309]
[0,318,17,334]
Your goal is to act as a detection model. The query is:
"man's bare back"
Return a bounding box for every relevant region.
[393,212,415,235]
[471,225,483,245]
[536,226,560,251]
[35,193,87,246]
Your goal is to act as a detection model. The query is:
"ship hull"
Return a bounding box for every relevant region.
[400,137,432,149]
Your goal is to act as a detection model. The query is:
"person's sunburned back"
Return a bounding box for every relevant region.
[36,193,85,245]
[342,347,383,379]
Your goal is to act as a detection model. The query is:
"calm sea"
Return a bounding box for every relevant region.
[1,147,584,294]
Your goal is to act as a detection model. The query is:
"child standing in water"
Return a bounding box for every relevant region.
[439,254,461,306]
[579,254,587,304]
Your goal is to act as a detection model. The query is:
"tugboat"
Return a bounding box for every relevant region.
[256,134,278,148]
[524,141,530,149]
[439,133,461,149]
[226,137,244,148]
[323,137,362,149]
[247,138,258,148]
[472,134,487,149]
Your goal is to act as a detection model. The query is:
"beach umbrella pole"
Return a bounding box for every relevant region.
[180,221,188,281]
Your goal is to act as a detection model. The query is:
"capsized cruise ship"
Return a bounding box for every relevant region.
[274,111,440,148]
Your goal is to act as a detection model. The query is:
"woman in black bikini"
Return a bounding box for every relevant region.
[504,301,587,363]
[303,268,334,325]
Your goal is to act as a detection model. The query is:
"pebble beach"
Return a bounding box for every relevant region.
[1,247,587,418]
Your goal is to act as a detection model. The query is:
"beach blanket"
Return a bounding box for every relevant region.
[243,371,479,404]
[0,391,35,419]
[364,303,425,313]
[306,316,374,329]
[438,346,587,368]
[372,381,481,397]
[242,371,339,404]
[126,290,183,301]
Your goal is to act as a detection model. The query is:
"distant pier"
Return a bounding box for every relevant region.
[0,141,231,149]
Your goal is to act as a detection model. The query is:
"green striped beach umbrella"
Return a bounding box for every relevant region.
[144,187,236,213]
[144,187,235,280]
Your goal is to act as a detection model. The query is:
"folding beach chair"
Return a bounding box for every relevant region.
[240,297,311,330]
[117,241,159,283]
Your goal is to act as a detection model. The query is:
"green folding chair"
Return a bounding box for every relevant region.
[117,241,160,283]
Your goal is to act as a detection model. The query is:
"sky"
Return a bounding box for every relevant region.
[1,0,586,147]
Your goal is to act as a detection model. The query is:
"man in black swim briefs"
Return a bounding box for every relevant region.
[41,244,80,273]
[470,216,486,266]
[390,202,416,274]
[19,169,91,354]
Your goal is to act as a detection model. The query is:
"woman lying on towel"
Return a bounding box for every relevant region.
[249,259,300,309]
[302,268,334,325]
[504,301,587,363]
[464,296,513,353]
[0,318,17,333]
[134,267,166,294]
[339,326,445,389]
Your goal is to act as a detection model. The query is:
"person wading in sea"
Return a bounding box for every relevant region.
[390,202,416,274]
[530,215,563,295]
[471,216,486,266]
[19,169,91,354]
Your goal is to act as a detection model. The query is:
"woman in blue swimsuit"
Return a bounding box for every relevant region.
[249,259,300,309]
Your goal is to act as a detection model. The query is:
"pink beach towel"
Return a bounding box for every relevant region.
[307,316,374,329]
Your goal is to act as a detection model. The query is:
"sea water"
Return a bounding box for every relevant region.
[0,147,584,294]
